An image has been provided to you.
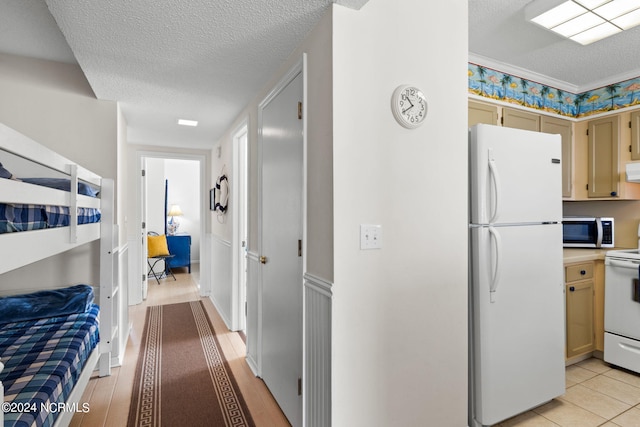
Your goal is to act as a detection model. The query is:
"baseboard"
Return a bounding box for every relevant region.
[209,294,232,330]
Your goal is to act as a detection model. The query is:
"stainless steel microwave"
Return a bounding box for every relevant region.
[562,216,614,248]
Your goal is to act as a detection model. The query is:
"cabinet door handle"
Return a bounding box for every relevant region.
[611,191,617,196]
[569,286,576,292]
[580,270,586,275]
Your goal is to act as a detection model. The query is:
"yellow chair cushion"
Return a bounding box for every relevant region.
[147,235,170,257]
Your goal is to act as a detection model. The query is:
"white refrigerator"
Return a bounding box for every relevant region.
[469,124,565,426]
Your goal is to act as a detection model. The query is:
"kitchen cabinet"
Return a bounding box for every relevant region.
[594,260,605,352]
[631,110,640,160]
[468,100,498,127]
[587,115,619,198]
[502,107,540,131]
[565,261,595,360]
[541,116,572,198]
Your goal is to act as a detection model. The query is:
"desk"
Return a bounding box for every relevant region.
[166,234,191,273]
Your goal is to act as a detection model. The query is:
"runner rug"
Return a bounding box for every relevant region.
[127,300,255,426]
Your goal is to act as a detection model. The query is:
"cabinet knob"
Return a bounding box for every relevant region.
[569,286,575,292]
[259,255,268,264]
[611,191,617,196]
[580,270,586,275]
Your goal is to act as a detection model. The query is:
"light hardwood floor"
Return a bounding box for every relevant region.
[71,267,290,427]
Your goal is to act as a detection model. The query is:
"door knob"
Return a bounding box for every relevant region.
[260,255,267,264]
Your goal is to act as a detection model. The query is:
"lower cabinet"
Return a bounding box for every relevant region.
[565,261,595,360]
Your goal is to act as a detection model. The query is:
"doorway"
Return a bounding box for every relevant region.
[132,152,207,305]
[232,123,249,333]
[258,65,304,427]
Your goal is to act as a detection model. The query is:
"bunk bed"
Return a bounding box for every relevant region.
[0,122,117,427]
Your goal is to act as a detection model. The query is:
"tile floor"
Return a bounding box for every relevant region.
[497,358,640,426]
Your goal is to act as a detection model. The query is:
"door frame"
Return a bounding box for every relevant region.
[256,55,307,376]
[133,150,208,303]
[232,120,249,332]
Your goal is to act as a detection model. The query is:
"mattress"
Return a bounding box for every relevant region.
[0,204,101,234]
[0,304,100,427]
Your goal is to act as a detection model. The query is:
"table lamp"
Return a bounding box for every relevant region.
[167,204,183,235]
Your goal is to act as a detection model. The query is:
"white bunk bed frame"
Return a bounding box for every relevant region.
[0,123,116,427]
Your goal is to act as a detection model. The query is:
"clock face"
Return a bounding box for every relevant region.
[391,85,427,128]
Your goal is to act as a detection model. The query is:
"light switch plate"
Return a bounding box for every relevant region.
[360,224,382,249]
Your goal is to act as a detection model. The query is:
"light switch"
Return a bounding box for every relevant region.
[360,224,382,250]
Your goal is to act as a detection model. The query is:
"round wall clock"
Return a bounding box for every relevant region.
[391,85,428,129]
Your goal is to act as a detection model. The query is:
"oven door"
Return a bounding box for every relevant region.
[605,256,640,340]
[562,219,600,248]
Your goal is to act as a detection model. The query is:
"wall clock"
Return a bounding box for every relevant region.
[391,85,428,129]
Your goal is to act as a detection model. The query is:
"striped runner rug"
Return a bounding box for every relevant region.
[127,301,255,427]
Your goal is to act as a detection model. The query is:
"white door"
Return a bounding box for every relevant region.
[141,158,149,300]
[469,124,562,225]
[260,71,303,427]
[470,223,565,425]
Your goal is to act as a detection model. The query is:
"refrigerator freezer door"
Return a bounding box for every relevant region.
[470,124,562,225]
[470,223,565,426]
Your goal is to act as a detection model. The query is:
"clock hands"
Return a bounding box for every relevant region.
[402,96,414,114]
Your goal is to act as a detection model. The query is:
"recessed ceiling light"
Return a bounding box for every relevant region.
[528,0,640,45]
[178,119,198,127]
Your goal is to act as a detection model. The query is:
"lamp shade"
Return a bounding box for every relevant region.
[168,204,183,217]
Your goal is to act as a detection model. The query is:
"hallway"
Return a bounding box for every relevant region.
[72,267,289,426]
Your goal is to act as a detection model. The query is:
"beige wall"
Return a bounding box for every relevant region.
[332,0,468,425]
[0,52,118,289]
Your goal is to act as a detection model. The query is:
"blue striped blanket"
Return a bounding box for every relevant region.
[0,204,101,234]
[0,304,100,427]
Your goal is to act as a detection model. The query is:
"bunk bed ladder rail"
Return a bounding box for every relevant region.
[99,178,115,377]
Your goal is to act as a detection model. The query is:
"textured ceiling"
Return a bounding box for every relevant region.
[1,1,640,149]
[469,0,640,93]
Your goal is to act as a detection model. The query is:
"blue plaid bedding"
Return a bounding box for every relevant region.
[0,204,101,234]
[0,304,100,427]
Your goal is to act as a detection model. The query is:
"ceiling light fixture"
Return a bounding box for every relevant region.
[177,119,198,127]
[526,0,640,45]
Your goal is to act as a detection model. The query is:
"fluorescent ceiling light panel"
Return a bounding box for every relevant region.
[178,119,198,127]
[575,0,609,8]
[612,7,640,28]
[552,11,604,36]
[529,0,640,45]
[594,0,639,19]
[570,21,622,43]
[531,1,587,27]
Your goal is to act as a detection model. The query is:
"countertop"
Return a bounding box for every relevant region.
[563,247,633,264]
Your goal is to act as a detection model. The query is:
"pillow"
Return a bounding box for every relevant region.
[0,284,94,325]
[0,162,15,179]
[148,234,170,257]
[20,177,99,197]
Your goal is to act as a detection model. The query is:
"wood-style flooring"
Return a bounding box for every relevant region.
[71,266,290,426]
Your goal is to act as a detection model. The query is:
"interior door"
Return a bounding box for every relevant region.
[141,157,149,300]
[260,71,303,427]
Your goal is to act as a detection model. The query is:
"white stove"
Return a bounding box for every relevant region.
[604,249,640,373]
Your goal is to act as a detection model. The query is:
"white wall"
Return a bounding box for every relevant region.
[0,52,118,290]
[331,1,468,425]
[165,158,201,260]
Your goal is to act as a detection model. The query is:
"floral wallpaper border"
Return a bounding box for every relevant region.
[468,63,640,118]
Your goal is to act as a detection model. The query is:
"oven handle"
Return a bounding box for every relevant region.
[608,259,640,269]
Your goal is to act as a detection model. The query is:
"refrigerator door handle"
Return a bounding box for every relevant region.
[488,149,501,224]
[488,226,502,303]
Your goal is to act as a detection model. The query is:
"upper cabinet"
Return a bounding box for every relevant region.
[631,110,640,160]
[587,115,619,198]
[541,116,573,198]
[469,100,498,127]
[503,108,540,132]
